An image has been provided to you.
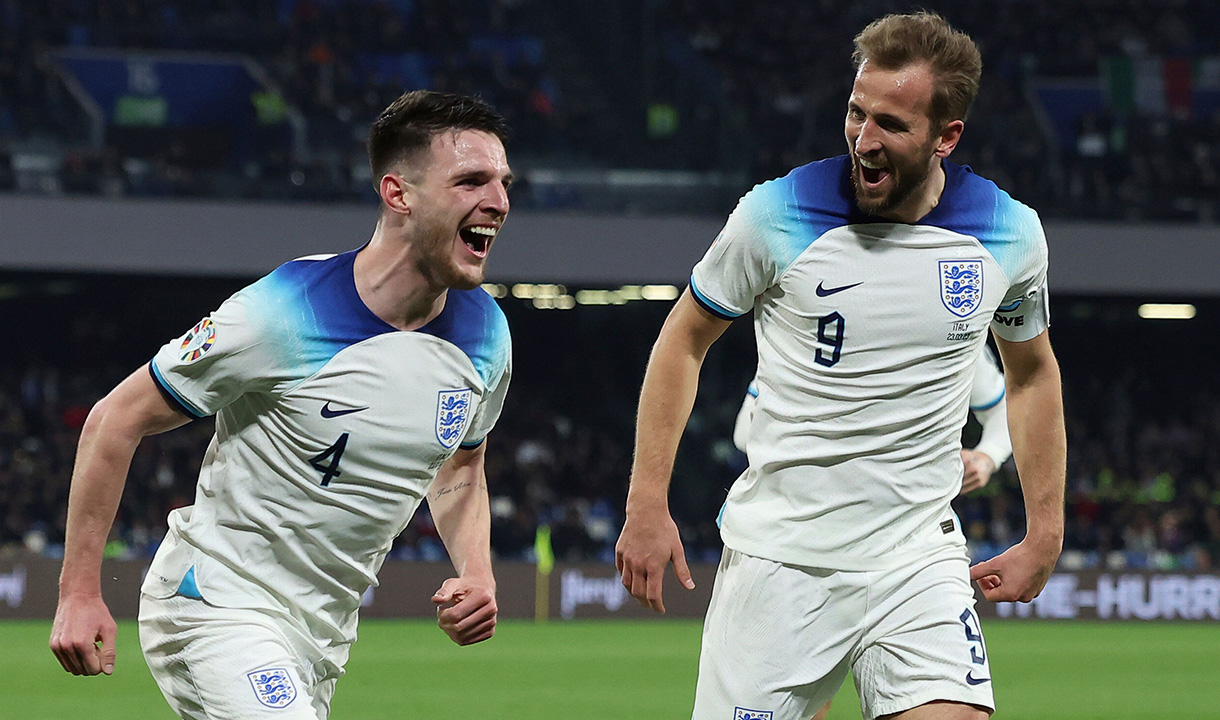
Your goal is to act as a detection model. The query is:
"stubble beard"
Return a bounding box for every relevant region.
[851,141,939,217]
[414,213,484,291]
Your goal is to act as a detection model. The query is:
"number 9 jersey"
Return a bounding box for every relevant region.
[140,249,511,651]
[689,156,1046,571]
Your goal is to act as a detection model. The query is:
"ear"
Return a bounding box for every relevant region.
[934,119,965,158]
[379,173,412,216]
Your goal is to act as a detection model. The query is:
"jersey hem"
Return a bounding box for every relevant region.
[866,688,995,719]
[148,361,208,419]
[969,388,1005,412]
[719,532,967,573]
[688,277,745,320]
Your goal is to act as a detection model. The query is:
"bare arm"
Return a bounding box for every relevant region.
[428,442,497,645]
[51,364,190,675]
[615,290,732,612]
[970,330,1065,601]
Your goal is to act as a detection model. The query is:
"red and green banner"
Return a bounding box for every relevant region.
[1102,55,1220,117]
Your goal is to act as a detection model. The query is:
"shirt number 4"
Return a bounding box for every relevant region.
[309,433,350,486]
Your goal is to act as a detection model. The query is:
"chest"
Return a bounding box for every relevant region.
[764,225,1006,363]
[237,334,485,486]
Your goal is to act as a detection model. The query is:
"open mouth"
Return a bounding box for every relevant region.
[857,156,890,188]
[459,225,497,258]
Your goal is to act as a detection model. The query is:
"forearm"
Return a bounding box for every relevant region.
[1006,363,1066,545]
[59,401,145,597]
[972,400,1012,469]
[626,333,706,513]
[429,454,493,584]
[59,367,189,598]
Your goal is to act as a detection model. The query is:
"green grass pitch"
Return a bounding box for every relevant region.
[6,619,1218,718]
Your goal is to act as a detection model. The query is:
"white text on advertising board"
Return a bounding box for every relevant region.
[996,573,1220,620]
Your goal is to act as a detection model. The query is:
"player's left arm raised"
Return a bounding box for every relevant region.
[970,330,1065,602]
[428,442,497,646]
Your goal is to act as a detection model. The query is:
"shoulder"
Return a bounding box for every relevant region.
[244,250,398,366]
[251,251,355,302]
[933,163,1044,245]
[418,287,511,388]
[728,156,856,268]
[930,163,1046,278]
[740,155,854,227]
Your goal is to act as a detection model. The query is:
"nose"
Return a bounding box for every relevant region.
[854,119,883,156]
[483,181,510,217]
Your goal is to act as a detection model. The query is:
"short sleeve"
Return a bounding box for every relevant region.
[990,211,1050,342]
[968,346,1006,411]
[460,355,512,448]
[149,290,277,418]
[689,185,785,320]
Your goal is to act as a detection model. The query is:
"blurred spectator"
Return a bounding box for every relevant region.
[1,276,1218,570]
[1,1,1217,221]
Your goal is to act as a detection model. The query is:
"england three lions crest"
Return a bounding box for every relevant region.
[247,667,296,708]
[939,260,984,318]
[436,389,473,449]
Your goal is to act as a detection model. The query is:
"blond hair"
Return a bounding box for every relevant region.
[852,12,982,129]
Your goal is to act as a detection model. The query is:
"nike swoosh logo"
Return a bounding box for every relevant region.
[965,672,991,686]
[321,402,368,418]
[815,281,863,297]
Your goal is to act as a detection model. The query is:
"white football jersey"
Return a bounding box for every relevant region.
[691,157,1047,570]
[734,347,1007,454]
[140,249,512,653]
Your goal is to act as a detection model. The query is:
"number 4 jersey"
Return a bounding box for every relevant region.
[140,249,511,651]
[691,156,1047,571]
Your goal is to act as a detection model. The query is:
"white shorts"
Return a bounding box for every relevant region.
[139,593,344,720]
[692,546,994,720]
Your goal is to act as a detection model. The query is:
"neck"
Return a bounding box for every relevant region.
[885,158,946,224]
[353,221,448,331]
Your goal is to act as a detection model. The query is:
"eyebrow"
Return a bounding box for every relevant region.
[453,169,515,187]
[848,101,911,130]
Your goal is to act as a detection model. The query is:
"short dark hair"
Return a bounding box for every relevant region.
[367,90,509,182]
[852,12,982,129]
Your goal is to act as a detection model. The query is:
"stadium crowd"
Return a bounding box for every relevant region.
[1,1,1219,220]
[662,0,1220,221]
[0,0,566,201]
[0,1,1217,571]
[1,283,1217,572]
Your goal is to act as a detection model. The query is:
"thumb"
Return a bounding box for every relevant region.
[969,558,999,582]
[100,625,117,676]
[432,578,458,604]
[672,543,695,590]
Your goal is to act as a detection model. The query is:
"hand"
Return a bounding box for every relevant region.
[50,593,118,676]
[432,577,497,646]
[959,449,996,495]
[969,535,1061,602]
[615,506,694,614]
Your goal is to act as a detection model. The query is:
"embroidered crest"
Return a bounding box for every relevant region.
[435,389,473,449]
[178,318,216,364]
[734,708,773,720]
[247,667,296,709]
[939,260,984,318]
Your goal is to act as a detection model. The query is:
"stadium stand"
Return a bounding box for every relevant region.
[3,1,1220,218]
[0,2,1217,572]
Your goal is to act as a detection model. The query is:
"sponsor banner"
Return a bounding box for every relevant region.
[975,571,1220,621]
[3,556,1214,623]
[0,558,146,619]
[548,564,716,620]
